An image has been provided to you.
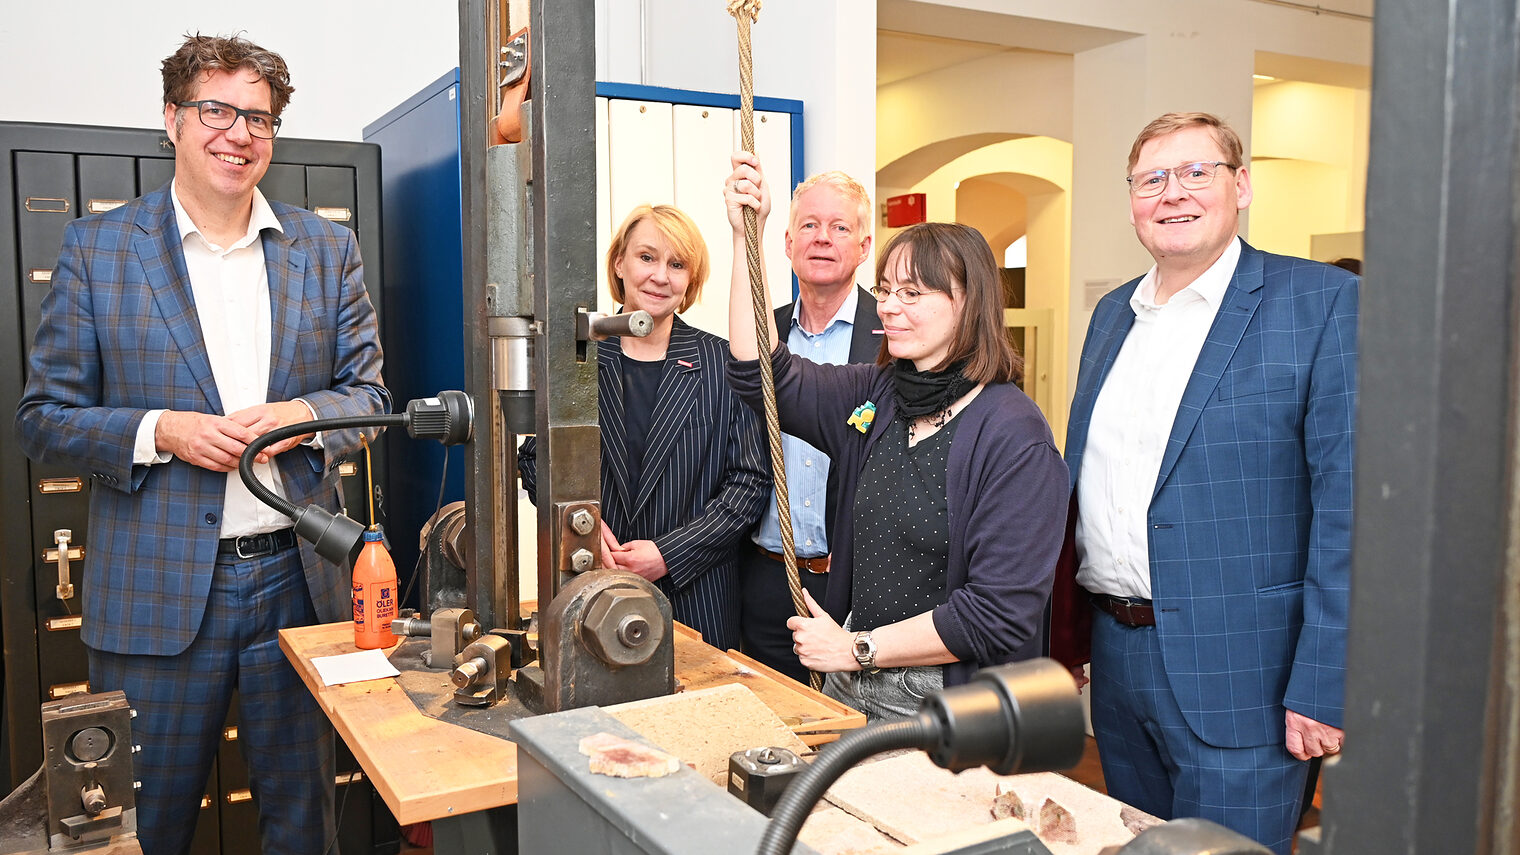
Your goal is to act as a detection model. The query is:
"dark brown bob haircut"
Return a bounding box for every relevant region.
[874,222,1022,385]
[162,32,295,117]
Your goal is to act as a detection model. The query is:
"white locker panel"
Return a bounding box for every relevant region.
[600,97,797,341]
[595,97,613,310]
[671,103,738,336]
[747,109,797,322]
[604,98,676,312]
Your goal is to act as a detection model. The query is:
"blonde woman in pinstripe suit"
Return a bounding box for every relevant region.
[519,205,768,648]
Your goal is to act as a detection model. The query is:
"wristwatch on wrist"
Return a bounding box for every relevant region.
[852,630,879,672]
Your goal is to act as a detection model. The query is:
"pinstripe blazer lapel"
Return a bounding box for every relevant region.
[1153,243,1266,498]
[598,339,633,511]
[263,223,309,402]
[133,190,222,413]
[630,319,703,517]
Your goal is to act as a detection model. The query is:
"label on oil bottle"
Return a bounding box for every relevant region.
[353,581,397,629]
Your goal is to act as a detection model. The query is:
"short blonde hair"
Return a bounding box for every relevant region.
[788,170,873,237]
[605,204,711,313]
[1127,112,1244,173]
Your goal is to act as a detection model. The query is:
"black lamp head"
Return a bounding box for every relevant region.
[290,506,366,569]
[919,658,1086,775]
[406,390,474,445]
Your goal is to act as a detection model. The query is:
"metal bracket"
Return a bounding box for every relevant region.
[555,501,601,574]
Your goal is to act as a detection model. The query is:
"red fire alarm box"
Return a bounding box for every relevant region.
[885,193,926,227]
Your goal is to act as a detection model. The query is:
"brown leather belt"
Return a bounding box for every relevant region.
[1089,592,1155,627]
[755,545,829,574]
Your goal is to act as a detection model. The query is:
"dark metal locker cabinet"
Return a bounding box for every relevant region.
[0,121,396,855]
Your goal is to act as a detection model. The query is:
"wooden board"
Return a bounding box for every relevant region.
[279,620,863,825]
[669,622,865,747]
[606,683,809,787]
[820,752,1153,855]
[797,806,900,855]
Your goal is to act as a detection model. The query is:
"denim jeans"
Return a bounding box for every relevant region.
[824,664,944,722]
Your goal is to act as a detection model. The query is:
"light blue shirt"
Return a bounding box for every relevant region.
[752,288,861,556]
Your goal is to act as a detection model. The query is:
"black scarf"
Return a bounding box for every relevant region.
[893,359,973,425]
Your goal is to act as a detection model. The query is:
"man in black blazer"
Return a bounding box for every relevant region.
[732,168,882,682]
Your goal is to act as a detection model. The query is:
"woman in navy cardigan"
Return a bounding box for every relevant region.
[520,204,768,650]
[724,155,1068,720]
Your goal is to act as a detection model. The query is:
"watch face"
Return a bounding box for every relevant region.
[853,632,874,666]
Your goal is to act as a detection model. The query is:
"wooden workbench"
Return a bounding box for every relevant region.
[279,621,862,826]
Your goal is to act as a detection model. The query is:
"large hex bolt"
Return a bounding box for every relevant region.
[569,548,595,573]
[580,585,665,666]
[568,508,596,536]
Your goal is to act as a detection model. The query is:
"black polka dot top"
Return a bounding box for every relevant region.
[850,413,961,631]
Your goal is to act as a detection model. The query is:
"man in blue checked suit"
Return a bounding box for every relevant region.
[15,34,387,855]
[1061,112,1356,854]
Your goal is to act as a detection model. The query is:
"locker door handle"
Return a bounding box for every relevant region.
[52,529,76,600]
[314,206,352,222]
[48,681,90,700]
[24,196,70,213]
[87,199,127,214]
[38,477,83,494]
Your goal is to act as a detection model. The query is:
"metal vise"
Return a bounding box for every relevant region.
[514,571,674,714]
[0,691,138,854]
[392,606,484,669]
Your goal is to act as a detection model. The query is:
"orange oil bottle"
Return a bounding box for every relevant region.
[353,528,398,649]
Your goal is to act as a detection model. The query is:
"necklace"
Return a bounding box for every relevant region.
[906,404,955,443]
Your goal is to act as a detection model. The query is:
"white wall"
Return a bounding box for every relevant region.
[0,1,460,141]
[878,0,1372,401]
[0,1,875,249]
[595,0,877,207]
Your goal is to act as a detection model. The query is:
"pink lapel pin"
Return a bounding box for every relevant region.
[677,359,695,368]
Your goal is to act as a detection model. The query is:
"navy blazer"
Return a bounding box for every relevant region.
[520,317,768,648]
[1065,240,1358,747]
[15,184,390,656]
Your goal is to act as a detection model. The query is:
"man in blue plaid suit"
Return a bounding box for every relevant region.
[15,34,387,855]
[1062,112,1357,854]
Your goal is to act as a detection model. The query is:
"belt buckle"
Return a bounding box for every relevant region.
[235,535,263,559]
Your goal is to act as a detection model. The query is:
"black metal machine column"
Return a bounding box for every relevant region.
[1308,0,1520,851]
[460,0,516,631]
[528,0,602,606]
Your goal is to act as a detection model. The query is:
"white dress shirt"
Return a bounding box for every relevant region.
[1075,237,1242,599]
[131,182,297,538]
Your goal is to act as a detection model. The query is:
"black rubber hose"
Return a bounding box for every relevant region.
[237,413,409,518]
[756,713,939,855]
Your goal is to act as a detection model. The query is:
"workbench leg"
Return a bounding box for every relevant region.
[431,806,518,855]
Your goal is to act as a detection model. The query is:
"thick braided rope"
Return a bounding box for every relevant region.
[729,0,822,692]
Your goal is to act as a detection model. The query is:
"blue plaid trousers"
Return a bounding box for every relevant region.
[89,547,336,855]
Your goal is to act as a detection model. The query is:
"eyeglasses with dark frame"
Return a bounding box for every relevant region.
[175,100,282,139]
[869,284,949,305]
[1126,161,1237,198]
